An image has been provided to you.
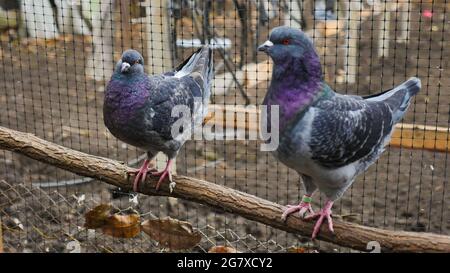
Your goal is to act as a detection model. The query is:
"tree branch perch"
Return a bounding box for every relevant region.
[0,126,449,253]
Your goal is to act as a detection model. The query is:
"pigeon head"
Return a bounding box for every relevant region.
[258,26,316,65]
[116,49,145,75]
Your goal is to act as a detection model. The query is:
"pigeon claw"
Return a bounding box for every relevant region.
[129,159,156,192]
[152,169,173,191]
[305,200,334,239]
[151,159,174,191]
[281,202,314,221]
[169,181,176,193]
[131,169,148,193]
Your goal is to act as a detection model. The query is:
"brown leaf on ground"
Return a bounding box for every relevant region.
[102,214,141,238]
[208,246,240,253]
[0,217,3,253]
[287,247,306,253]
[84,204,112,229]
[287,247,319,253]
[141,217,201,250]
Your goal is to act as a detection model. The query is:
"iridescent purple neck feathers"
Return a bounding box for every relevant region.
[264,50,323,127]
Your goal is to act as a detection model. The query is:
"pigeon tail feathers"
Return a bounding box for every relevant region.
[174,45,213,118]
[363,77,421,123]
[403,77,421,97]
[174,45,213,92]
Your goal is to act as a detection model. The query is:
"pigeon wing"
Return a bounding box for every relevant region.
[142,75,203,141]
[308,95,393,168]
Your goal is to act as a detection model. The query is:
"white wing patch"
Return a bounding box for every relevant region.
[174,70,188,78]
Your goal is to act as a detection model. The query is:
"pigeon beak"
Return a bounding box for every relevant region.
[121,62,131,73]
[258,40,273,53]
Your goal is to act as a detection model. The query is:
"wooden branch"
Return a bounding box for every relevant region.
[0,126,449,252]
[205,105,450,153]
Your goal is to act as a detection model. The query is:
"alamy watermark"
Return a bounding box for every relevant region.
[170,98,280,151]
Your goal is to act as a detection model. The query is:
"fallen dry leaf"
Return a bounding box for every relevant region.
[0,217,3,253]
[102,214,141,238]
[84,204,112,229]
[287,247,306,253]
[141,217,201,250]
[208,246,240,253]
[85,204,141,238]
[287,247,319,253]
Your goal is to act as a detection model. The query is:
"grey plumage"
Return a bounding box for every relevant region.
[258,26,421,238]
[104,46,213,192]
[277,77,421,201]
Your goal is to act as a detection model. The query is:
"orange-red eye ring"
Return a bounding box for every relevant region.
[282,39,290,45]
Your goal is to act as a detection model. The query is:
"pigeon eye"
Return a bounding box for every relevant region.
[282,39,290,45]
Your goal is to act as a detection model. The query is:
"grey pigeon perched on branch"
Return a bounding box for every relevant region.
[104,46,213,193]
[258,26,421,238]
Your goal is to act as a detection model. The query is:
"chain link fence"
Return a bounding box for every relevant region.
[0,179,315,253]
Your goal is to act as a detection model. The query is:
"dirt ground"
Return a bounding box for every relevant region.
[0,2,449,252]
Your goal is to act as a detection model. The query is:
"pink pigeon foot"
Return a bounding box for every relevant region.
[305,200,334,239]
[151,159,174,191]
[129,159,156,192]
[281,195,314,221]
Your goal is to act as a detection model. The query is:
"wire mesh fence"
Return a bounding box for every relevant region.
[0,0,449,253]
[0,179,302,253]
[1,180,303,253]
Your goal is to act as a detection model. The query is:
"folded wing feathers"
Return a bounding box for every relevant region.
[309,95,392,168]
[309,77,420,169]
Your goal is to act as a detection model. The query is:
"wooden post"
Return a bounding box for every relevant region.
[54,0,71,33]
[378,3,390,57]
[119,0,131,49]
[302,0,315,30]
[54,0,91,35]
[343,1,361,84]
[70,1,91,35]
[397,1,410,43]
[142,0,173,74]
[85,0,115,81]
[21,0,59,39]
[283,0,303,29]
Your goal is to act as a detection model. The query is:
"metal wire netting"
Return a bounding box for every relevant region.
[0,0,449,252]
[0,180,296,253]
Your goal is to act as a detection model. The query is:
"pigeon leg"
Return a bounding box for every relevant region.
[129,159,153,192]
[305,200,334,239]
[151,159,174,191]
[281,194,314,221]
